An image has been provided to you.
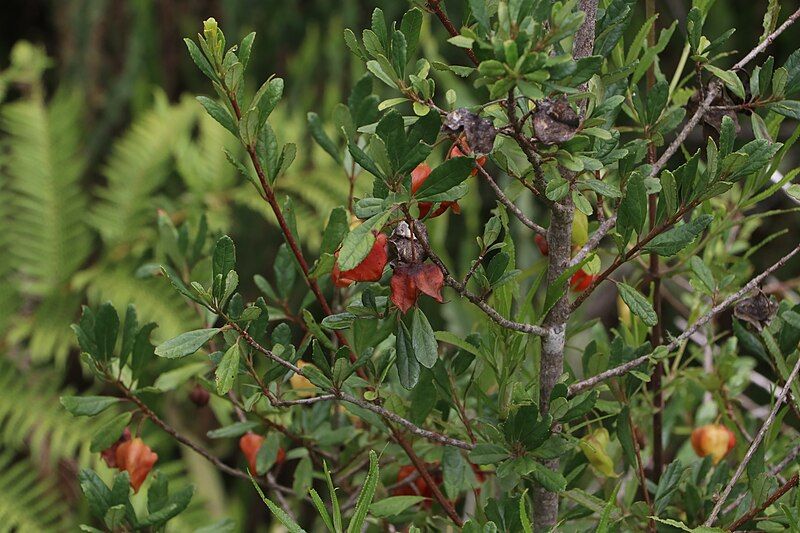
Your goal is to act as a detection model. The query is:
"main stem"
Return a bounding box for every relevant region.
[532,2,596,529]
[534,196,574,529]
[644,0,664,483]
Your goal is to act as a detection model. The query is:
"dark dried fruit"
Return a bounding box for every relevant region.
[442,108,497,154]
[189,383,211,407]
[532,96,580,145]
[388,220,429,266]
[687,88,741,140]
[734,290,777,331]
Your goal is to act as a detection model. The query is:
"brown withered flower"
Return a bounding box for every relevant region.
[531,96,580,145]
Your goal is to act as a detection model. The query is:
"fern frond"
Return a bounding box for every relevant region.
[84,264,200,340]
[91,93,195,247]
[2,89,92,295]
[0,360,108,466]
[0,449,73,532]
[6,291,82,366]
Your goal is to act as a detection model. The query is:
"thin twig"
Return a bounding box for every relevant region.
[115,380,290,494]
[569,215,617,267]
[391,427,464,527]
[425,0,479,66]
[227,320,475,450]
[704,350,800,526]
[475,163,547,235]
[725,473,799,531]
[569,244,800,395]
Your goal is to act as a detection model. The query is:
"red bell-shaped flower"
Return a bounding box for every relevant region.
[332,233,388,287]
[570,269,595,292]
[239,432,285,475]
[101,427,131,469]
[390,263,444,313]
[115,437,158,492]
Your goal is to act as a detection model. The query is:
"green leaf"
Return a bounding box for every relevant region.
[582,179,621,198]
[337,210,391,271]
[704,65,746,100]
[643,215,712,256]
[155,328,221,359]
[79,469,113,520]
[196,96,237,136]
[369,496,425,517]
[252,78,283,125]
[91,412,132,453]
[414,157,474,198]
[308,112,341,163]
[184,38,218,82]
[119,304,138,367]
[411,309,438,368]
[347,450,379,533]
[213,235,236,299]
[469,443,510,464]
[215,343,240,395]
[207,421,259,439]
[400,8,423,60]
[617,283,658,327]
[256,433,281,475]
[767,100,800,119]
[396,320,419,389]
[251,476,307,533]
[321,206,350,255]
[528,461,567,492]
[95,302,120,362]
[617,172,647,240]
[61,396,119,417]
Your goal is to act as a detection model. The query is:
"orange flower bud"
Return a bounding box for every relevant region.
[691,424,735,464]
[115,437,158,492]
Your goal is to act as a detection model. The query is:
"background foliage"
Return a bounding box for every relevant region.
[1,0,800,531]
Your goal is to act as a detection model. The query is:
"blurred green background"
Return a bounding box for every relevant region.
[0,0,798,530]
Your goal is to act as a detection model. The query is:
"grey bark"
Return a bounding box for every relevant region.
[532,1,597,529]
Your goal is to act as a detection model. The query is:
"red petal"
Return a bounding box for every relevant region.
[338,233,388,283]
[412,264,444,302]
[101,427,131,468]
[390,267,419,314]
[239,432,265,475]
[411,163,432,195]
[116,438,158,492]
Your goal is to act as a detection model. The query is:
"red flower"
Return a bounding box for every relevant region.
[101,427,131,469]
[115,437,158,492]
[411,163,461,219]
[535,234,549,256]
[332,233,388,287]
[239,432,285,475]
[390,263,444,313]
[449,141,487,176]
[392,464,443,508]
[570,269,595,292]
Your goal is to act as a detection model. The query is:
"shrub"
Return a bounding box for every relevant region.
[63,1,800,531]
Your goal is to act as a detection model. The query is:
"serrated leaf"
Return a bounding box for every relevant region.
[215,343,240,395]
[155,328,221,358]
[617,283,657,326]
[643,215,712,256]
[396,320,419,389]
